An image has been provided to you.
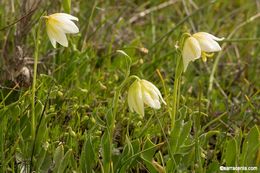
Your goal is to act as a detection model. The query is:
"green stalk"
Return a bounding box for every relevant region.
[31,23,40,140]
[104,51,133,173]
[171,74,179,131]
[194,82,202,172]
[171,53,182,132]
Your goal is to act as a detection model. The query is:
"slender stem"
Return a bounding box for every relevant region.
[194,81,202,172]
[155,113,176,172]
[156,69,172,118]
[81,0,97,51]
[31,23,40,140]
[171,75,179,131]
[171,53,182,132]
[105,51,133,173]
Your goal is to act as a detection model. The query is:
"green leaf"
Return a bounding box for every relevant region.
[0,114,7,172]
[117,135,135,173]
[178,120,192,149]
[169,119,183,152]
[166,158,174,173]
[35,101,47,154]
[142,138,156,161]
[80,134,96,173]
[225,138,237,166]
[62,0,71,13]
[199,131,220,147]
[141,138,157,173]
[36,147,47,172]
[53,145,64,172]
[206,160,219,173]
[39,153,52,172]
[57,149,72,173]
[101,130,111,172]
[241,125,260,165]
[35,100,44,117]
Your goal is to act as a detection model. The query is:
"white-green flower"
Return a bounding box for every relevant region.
[128,79,166,116]
[182,32,224,72]
[43,13,79,48]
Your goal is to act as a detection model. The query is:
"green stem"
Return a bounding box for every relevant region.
[171,54,182,132]
[31,23,40,140]
[110,75,138,131]
[156,69,172,120]
[105,51,133,173]
[171,75,179,131]
[194,82,202,172]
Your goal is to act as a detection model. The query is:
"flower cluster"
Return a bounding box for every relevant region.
[42,13,223,116]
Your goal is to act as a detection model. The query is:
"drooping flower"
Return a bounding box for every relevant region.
[43,13,79,48]
[182,32,224,72]
[127,79,166,116]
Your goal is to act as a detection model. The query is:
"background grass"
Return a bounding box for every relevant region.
[0,0,260,172]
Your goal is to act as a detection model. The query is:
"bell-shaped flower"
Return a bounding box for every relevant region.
[43,13,79,48]
[182,32,224,72]
[127,79,166,116]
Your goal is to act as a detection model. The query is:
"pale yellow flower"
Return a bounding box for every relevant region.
[43,13,79,48]
[182,32,224,72]
[128,79,166,116]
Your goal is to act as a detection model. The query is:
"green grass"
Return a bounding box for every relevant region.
[0,0,260,172]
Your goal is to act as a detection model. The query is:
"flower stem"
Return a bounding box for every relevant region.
[31,23,40,140]
[171,73,179,131]
[104,51,132,173]
[171,54,182,132]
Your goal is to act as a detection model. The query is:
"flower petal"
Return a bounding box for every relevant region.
[182,37,201,72]
[194,32,224,41]
[50,15,79,33]
[141,80,166,105]
[49,37,57,48]
[127,88,135,112]
[60,19,79,33]
[46,23,58,48]
[47,19,69,47]
[51,13,79,21]
[128,80,144,116]
[143,91,161,109]
[46,30,57,48]
[193,33,222,52]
